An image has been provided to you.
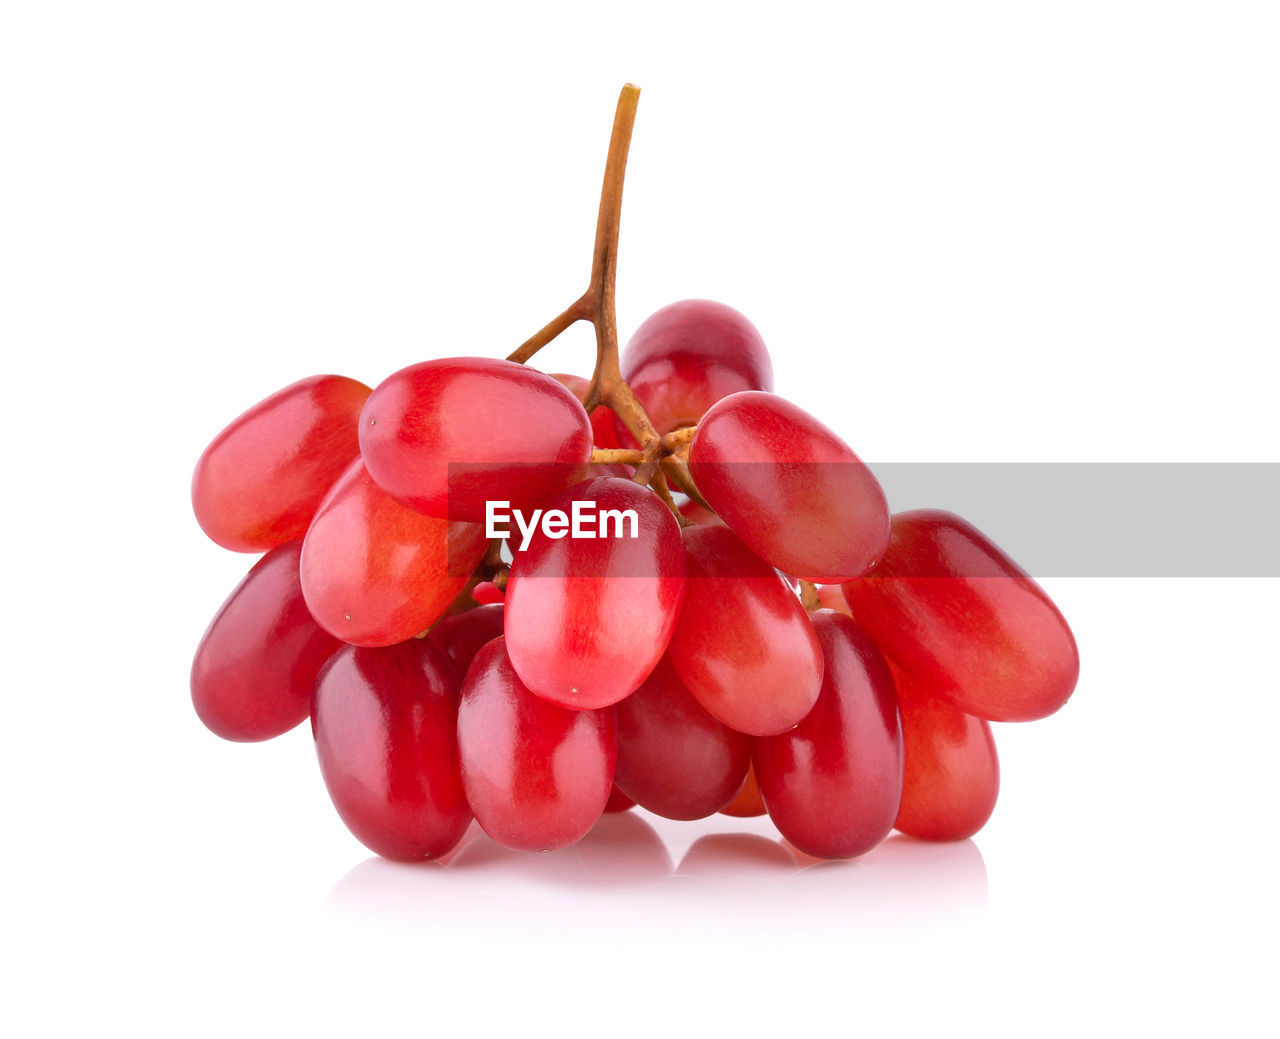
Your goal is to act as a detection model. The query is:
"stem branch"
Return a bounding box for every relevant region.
[591,447,646,465]
[507,296,591,365]
[503,84,703,518]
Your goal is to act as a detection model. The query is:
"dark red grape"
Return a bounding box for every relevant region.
[191,541,340,742]
[422,603,505,689]
[755,610,903,859]
[613,655,751,820]
[313,639,470,862]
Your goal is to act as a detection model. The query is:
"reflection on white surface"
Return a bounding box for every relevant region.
[328,811,987,934]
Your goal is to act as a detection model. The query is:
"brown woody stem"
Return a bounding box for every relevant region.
[504,85,699,510]
[591,447,646,466]
[660,426,697,454]
[659,457,710,509]
[506,84,641,381]
[507,296,591,365]
[649,470,691,528]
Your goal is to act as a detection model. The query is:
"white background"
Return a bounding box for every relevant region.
[2,2,1277,1035]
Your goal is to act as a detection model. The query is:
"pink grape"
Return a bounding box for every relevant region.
[359,357,593,521]
[504,477,686,709]
[457,638,616,851]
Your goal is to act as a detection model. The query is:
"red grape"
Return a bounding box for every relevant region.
[816,584,852,615]
[720,762,767,818]
[504,477,686,709]
[470,581,506,605]
[842,509,1079,722]
[457,638,616,851]
[603,786,636,814]
[619,299,773,438]
[613,655,751,820]
[891,663,999,841]
[186,91,1079,870]
[300,460,487,647]
[754,610,904,859]
[422,603,505,689]
[552,372,622,449]
[359,357,593,521]
[689,391,890,583]
[666,524,823,736]
[313,639,470,861]
[192,375,371,552]
[191,541,340,742]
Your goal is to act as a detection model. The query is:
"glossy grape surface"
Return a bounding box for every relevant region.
[300,460,487,647]
[423,604,505,689]
[666,524,823,736]
[192,374,371,552]
[892,663,999,841]
[619,299,774,438]
[504,478,686,709]
[755,610,904,859]
[313,639,470,862]
[690,391,890,583]
[843,509,1079,722]
[191,541,340,742]
[614,655,751,820]
[359,357,593,520]
[457,638,616,851]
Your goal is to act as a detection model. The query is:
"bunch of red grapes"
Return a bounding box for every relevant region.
[190,88,1078,864]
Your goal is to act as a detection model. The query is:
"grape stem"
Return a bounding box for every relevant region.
[799,581,821,612]
[506,84,693,494]
[660,455,710,509]
[660,426,697,454]
[447,86,704,615]
[590,447,645,465]
[648,470,691,528]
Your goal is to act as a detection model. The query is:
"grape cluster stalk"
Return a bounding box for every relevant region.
[190,84,1079,863]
